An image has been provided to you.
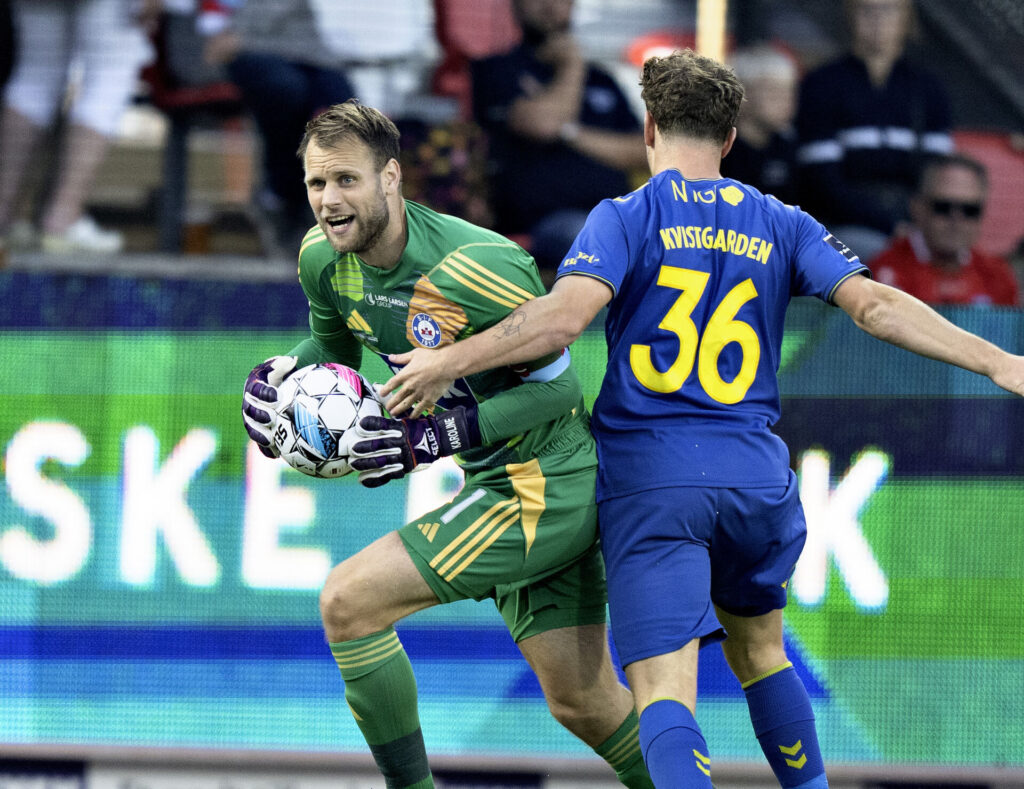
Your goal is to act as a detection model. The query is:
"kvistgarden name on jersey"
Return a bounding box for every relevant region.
[657,177,775,263]
[659,224,774,264]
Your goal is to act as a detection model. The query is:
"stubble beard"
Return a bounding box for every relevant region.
[325,186,390,257]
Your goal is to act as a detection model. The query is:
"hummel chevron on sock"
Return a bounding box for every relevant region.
[743,663,827,789]
[638,699,713,788]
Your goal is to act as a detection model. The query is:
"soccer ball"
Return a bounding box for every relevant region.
[271,362,383,478]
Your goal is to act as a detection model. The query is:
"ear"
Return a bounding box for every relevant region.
[382,158,402,195]
[721,127,737,159]
[644,111,656,148]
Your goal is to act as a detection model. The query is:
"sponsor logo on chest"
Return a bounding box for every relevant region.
[365,293,409,308]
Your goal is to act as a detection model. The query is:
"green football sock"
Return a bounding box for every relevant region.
[330,628,433,789]
[594,708,655,788]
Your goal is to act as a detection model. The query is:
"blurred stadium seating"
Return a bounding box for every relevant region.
[1,2,1023,787]
[139,9,246,253]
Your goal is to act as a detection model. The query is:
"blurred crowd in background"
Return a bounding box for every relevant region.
[0,0,1021,306]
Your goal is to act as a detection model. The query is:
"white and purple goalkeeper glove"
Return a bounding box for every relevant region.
[242,355,297,457]
[348,406,481,488]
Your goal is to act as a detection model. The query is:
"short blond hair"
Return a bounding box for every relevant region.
[296,99,400,171]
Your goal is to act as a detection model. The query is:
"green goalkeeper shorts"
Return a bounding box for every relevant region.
[398,442,606,642]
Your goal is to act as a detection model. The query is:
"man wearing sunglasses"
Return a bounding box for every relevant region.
[870,153,1020,305]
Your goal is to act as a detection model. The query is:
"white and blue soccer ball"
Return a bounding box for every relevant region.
[272,362,383,478]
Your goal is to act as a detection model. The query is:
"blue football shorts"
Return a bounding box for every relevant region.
[598,470,806,666]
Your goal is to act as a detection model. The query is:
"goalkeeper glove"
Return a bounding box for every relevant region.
[242,355,297,457]
[348,406,481,488]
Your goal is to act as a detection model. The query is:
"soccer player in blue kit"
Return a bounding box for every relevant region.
[381,50,1024,787]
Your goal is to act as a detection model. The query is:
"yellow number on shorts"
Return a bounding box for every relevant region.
[629,266,761,404]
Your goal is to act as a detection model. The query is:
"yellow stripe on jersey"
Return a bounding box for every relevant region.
[438,252,534,309]
[330,630,403,670]
[299,229,326,257]
[506,458,545,556]
[430,498,519,580]
[439,262,520,309]
[347,308,372,334]
[331,255,364,302]
[407,275,470,345]
[297,229,328,277]
[448,252,536,301]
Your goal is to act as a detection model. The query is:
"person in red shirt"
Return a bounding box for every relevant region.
[869,153,1020,305]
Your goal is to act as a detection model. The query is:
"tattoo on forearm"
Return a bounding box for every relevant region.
[497,308,527,338]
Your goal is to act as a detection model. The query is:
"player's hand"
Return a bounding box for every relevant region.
[381,348,459,419]
[242,355,297,457]
[348,406,480,488]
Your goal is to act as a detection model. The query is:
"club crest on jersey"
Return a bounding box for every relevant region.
[412,313,442,347]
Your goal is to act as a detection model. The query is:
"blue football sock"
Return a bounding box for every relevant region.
[638,699,713,788]
[743,664,828,788]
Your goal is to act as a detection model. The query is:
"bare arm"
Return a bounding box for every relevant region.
[562,125,649,172]
[833,275,1024,395]
[507,35,645,172]
[507,34,587,141]
[381,274,613,417]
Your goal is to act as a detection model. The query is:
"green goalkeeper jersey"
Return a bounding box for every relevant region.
[289,199,593,475]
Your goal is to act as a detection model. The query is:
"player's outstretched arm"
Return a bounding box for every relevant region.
[833,275,1024,396]
[383,274,613,417]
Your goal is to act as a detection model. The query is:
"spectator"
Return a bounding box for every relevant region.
[795,0,954,262]
[199,0,357,253]
[471,0,646,272]
[723,44,799,205]
[0,0,154,254]
[870,153,1020,306]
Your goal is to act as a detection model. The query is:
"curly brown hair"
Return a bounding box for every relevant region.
[295,99,401,172]
[640,49,744,144]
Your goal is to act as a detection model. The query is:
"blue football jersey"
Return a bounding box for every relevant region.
[557,171,868,500]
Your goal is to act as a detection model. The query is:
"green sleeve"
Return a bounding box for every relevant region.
[287,335,362,370]
[287,306,363,369]
[476,364,584,443]
[287,244,364,369]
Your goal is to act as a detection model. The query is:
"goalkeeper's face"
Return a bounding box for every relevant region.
[304,137,397,260]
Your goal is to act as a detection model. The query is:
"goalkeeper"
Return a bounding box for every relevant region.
[240,100,652,789]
